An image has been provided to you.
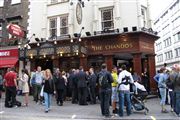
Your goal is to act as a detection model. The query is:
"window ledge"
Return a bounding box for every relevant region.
[47,0,69,6]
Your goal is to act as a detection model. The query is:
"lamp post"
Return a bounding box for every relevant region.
[18,34,35,69]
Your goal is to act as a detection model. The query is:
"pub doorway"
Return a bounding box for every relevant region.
[35,59,53,72]
[59,57,80,72]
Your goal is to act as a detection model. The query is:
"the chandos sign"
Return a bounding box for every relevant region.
[6,24,25,38]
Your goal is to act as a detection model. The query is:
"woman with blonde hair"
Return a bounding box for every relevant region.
[20,69,30,106]
[43,69,55,113]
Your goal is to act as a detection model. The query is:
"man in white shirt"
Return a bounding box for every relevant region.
[117,65,134,117]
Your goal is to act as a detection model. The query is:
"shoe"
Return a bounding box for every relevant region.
[161,109,169,113]
[60,103,63,106]
[45,110,48,113]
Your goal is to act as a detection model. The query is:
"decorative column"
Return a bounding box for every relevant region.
[105,55,113,71]
[147,54,157,92]
[132,53,142,77]
[80,57,87,70]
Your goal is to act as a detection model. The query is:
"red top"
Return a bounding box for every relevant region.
[4,71,17,87]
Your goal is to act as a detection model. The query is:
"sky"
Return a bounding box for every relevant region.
[149,0,174,20]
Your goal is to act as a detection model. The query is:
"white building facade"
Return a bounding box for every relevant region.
[154,0,180,70]
[28,0,152,42]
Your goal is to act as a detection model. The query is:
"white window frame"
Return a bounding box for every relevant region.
[60,15,68,35]
[11,0,21,5]
[101,8,114,30]
[175,47,180,57]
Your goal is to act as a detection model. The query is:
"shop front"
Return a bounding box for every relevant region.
[0,48,19,76]
[22,31,158,91]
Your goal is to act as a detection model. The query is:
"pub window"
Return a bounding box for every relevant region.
[101,8,114,30]
[49,18,57,38]
[60,15,68,35]
[175,47,180,57]
[11,0,21,5]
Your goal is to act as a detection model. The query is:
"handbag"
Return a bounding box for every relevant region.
[40,85,44,97]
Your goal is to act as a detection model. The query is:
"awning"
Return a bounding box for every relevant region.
[0,58,18,68]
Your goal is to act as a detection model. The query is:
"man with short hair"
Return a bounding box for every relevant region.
[34,66,43,103]
[117,64,134,117]
[4,67,18,107]
[98,63,113,118]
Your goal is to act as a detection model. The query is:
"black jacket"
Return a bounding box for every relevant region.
[53,75,66,90]
[88,73,97,88]
[43,78,54,94]
[76,71,87,88]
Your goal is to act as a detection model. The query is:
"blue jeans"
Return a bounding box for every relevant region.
[159,88,166,105]
[43,92,52,111]
[175,91,180,115]
[118,91,131,116]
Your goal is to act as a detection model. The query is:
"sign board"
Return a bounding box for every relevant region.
[6,24,24,38]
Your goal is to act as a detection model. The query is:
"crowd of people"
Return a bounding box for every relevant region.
[0,63,180,118]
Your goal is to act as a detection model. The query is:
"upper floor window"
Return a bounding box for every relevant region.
[156,42,162,51]
[11,0,21,5]
[175,47,180,57]
[49,18,57,38]
[174,32,180,43]
[60,15,68,35]
[0,0,4,7]
[165,50,173,60]
[164,37,171,47]
[101,8,114,30]
[157,54,163,63]
[141,6,147,27]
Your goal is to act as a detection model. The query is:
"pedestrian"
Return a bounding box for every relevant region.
[69,69,78,104]
[172,65,180,117]
[111,66,119,114]
[20,69,30,106]
[33,66,44,104]
[30,69,36,100]
[53,68,66,106]
[88,67,97,104]
[158,67,168,113]
[117,64,134,117]
[62,71,68,101]
[43,69,55,113]
[98,63,113,118]
[4,67,18,107]
[76,66,88,105]
[0,72,3,99]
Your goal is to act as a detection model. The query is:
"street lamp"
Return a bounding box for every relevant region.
[18,34,35,69]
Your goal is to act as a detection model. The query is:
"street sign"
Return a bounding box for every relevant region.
[6,24,24,38]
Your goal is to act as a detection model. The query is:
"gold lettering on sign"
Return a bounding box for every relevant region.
[91,45,102,51]
[91,43,133,51]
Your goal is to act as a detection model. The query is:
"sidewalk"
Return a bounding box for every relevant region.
[0,95,179,120]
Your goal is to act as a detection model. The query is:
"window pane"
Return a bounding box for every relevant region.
[102,10,112,21]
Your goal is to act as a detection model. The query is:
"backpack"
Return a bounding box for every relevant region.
[122,76,130,85]
[98,71,109,89]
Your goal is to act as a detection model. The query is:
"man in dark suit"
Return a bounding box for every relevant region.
[76,66,88,105]
[88,67,97,104]
[69,69,78,104]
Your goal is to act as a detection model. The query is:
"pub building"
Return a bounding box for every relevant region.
[20,30,159,92]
